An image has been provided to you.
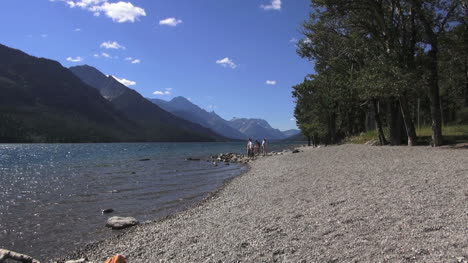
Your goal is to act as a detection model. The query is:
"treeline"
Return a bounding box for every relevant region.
[293,0,467,146]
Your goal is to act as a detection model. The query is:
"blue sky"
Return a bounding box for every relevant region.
[0,0,313,131]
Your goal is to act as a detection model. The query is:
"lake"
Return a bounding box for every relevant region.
[0,142,301,261]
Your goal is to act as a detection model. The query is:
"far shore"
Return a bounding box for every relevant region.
[61,144,468,262]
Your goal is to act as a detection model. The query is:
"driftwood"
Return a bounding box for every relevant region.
[0,249,40,263]
[65,259,89,263]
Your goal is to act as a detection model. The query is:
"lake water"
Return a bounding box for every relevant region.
[0,142,300,261]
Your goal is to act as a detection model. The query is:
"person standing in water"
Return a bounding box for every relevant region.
[261,138,267,156]
[247,138,253,158]
[255,140,261,156]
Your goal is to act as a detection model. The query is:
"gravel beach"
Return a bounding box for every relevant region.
[66,145,468,262]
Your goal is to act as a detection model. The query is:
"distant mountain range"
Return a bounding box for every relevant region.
[149,97,247,140]
[150,97,298,140]
[282,129,301,138]
[0,43,299,143]
[69,65,226,142]
[228,118,287,140]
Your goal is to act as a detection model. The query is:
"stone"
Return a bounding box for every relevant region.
[186,158,201,161]
[101,208,114,214]
[106,216,139,230]
[292,149,300,153]
[139,158,150,161]
[65,259,90,263]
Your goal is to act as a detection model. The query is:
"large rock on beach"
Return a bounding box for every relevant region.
[105,217,139,230]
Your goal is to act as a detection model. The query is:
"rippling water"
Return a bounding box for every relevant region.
[0,142,299,261]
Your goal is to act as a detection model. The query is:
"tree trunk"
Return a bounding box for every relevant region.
[330,113,337,144]
[372,99,387,145]
[427,47,443,146]
[388,98,403,145]
[398,96,417,146]
[465,62,468,107]
[347,111,353,136]
[307,135,311,146]
[327,113,337,144]
[410,0,445,145]
[366,105,376,131]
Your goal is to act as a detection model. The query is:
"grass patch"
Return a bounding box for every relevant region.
[347,125,468,145]
[346,128,389,144]
[418,125,468,144]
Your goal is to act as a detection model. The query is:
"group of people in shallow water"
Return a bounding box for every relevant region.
[246,138,267,158]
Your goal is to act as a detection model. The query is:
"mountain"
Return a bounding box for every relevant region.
[282,132,307,141]
[282,129,301,138]
[228,118,286,140]
[66,64,126,100]
[70,65,226,142]
[149,97,247,140]
[0,43,141,143]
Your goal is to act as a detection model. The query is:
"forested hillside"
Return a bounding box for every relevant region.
[0,44,139,142]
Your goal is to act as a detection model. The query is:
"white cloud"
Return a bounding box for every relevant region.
[100,41,125,50]
[153,88,172,95]
[74,28,82,32]
[41,34,48,38]
[289,37,298,43]
[92,2,146,23]
[112,76,136,86]
[266,80,277,85]
[67,0,106,8]
[124,57,140,64]
[159,17,183,27]
[261,0,281,10]
[66,56,83,62]
[93,54,100,58]
[101,52,110,58]
[51,0,146,23]
[216,57,237,69]
[290,117,296,121]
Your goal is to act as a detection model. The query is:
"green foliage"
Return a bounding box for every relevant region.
[292,0,467,146]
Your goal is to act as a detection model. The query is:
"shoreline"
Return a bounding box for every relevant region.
[59,147,296,262]
[58,144,468,262]
[58,149,295,262]
[58,150,285,262]
[1,142,299,262]
[60,163,252,262]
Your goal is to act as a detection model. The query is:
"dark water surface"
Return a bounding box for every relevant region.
[0,142,300,261]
